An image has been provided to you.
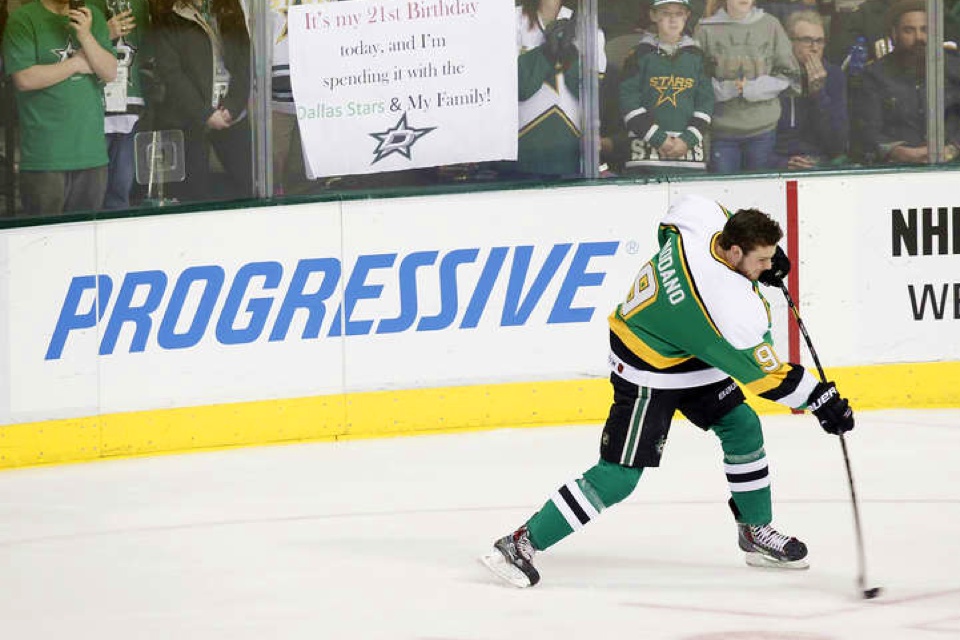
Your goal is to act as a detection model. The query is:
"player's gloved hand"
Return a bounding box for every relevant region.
[807,381,855,435]
[758,245,790,287]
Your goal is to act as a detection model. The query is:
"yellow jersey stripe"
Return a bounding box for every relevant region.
[744,366,790,395]
[609,313,693,369]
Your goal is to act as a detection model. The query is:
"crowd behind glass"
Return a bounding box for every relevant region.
[0,0,958,218]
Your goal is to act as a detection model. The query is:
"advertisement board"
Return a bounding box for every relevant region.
[1,174,956,468]
[799,173,960,366]
[2,185,675,427]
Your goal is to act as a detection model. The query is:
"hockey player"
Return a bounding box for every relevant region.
[481,194,855,588]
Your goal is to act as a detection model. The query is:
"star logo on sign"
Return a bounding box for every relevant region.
[369,113,436,164]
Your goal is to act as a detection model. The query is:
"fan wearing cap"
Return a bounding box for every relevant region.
[619,0,715,173]
[857,0,960,164]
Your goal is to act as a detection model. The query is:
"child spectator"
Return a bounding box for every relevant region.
[774,10,849,168]
[619,0,714,173]
[695,0,800,173]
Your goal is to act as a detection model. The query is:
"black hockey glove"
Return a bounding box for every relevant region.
[758,245,790,287]
[807,381,854,435]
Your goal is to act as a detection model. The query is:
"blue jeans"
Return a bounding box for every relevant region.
[104,130,137,210]
[710,130,777,174]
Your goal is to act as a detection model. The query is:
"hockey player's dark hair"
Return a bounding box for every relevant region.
[717,209,783,253]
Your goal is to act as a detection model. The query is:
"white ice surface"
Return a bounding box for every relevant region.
[1,409,958,640]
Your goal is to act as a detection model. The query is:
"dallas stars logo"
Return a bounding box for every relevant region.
[650,75,694,108]
[369,113,436,164]
[53,40,78,63]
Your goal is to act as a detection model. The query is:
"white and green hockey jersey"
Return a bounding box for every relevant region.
[608,194,818,408]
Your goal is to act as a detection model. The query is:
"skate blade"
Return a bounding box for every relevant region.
[479,551,533,588]
[744,551,810,570]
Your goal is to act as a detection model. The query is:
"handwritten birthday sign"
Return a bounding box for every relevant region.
[288,0,517,177]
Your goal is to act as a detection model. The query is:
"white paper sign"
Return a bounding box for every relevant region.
[288,0,518,178]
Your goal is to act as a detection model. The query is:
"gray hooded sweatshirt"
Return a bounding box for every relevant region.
[694,7,800,137]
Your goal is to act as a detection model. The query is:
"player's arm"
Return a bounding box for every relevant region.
[700,338,819,409]
[700,338,854,434]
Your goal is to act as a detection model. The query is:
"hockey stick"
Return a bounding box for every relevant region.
[778,282,882,600]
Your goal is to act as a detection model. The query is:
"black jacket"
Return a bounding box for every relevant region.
[152,2,250,130]
[858,50,960,160]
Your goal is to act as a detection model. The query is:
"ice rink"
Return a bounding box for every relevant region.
[1,408,958,640]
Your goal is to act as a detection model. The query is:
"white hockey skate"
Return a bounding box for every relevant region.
[479,526,540,588]
[738,522,809,570]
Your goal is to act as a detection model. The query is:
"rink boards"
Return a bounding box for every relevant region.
[1,173,958,468]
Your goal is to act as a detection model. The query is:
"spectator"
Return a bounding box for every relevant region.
[825,0,892,66]
[270,0,328,196]
[619,0,714,173]
[825,0,960,65]
[151,0,252,202]
[612,0,704,75]
[695,0,800,173]
[774,10,849,168]
[858,0,960,163]
[88,0,149,210]
[2,0,117,216]
[511,0,608,179]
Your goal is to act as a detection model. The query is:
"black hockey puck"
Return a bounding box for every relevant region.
[863,587,883,599]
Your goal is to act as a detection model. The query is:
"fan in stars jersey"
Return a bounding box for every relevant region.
[2,0,116,215]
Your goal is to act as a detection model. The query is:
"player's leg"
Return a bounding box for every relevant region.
[679,379,808,569]
[480,462,643,589]
[524,459,643,552]
[481,376,676,587]
[709,400,809,569]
